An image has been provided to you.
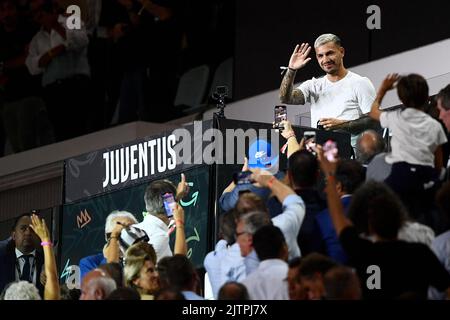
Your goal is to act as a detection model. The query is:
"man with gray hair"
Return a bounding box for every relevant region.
[280,33,377,148]
[2,280,42,300]
[79,210,137,280]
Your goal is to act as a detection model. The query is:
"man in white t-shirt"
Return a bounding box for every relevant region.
[279,34,376,147]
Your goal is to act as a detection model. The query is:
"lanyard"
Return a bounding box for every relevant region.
[15,255,36,283]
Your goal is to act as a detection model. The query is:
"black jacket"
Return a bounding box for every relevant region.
[0,239,45,297]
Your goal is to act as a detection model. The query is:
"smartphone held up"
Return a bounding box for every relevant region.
[323,139,338,162]
[303,131,316,153]
[233,171,254,185]
[274,105,287,130]
[162,193,176,218]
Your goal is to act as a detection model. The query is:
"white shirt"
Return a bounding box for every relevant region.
[272,194,305,259]
[135,215,172,262]
[26,15,90,87]
[241,259,289,300]
[380,108,448,166]
[428,231,450,300]
[297,71,376,129]
[398,221,435,247]
[15,249,37,285]
[204,240,246,299]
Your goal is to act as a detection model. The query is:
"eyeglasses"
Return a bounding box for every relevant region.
[235,231,248,238]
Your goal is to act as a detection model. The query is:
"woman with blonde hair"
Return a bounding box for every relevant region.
[123,242,158,299]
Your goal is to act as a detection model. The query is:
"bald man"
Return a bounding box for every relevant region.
[356,130,385,164]
[79,269,116,300]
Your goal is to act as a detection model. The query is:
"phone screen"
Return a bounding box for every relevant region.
[162,193,176,217]
[303,131,316,153]
[233,171,254,185]
[274,105,287,129]
[323,139,338,162]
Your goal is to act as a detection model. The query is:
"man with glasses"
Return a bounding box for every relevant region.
[79,211,137,281]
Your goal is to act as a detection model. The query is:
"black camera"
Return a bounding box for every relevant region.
[215,86,228,97]
[213,86,229,118]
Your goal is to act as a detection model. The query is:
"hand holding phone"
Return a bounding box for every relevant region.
[303,131,316,153]
[162,193,176,217]
[274,105,287,130]
[323,139,338,162]
[233,171,254,185]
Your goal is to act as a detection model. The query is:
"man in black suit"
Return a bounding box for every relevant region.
[0,213,45,296]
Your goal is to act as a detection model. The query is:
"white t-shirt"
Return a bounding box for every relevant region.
[297,71,376,128]
[135,214,173,262]
[380,108,448,167]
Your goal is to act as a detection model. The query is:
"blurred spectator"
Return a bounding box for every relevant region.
[79,210,137,280]
[356,130,391,182]
[123,241,158,299]
[59,283,81,300]
[436,84,450,173]
[0,213,44,296]
[297,253,338,300]
[233,171,305,277]
[79,268,116,300]
[154,287,185,300]
[218,281,249,300]
[112,0,183,124]
[245,169,305,261]
[316,159,365,264]
[288,150,327,256]
[135,177,188,261]
[242,225,289,300]
[26,0,92,142]
[319,142,450,299]
[219,158,283,218]
[323,266,362,300]
[29,213,59,299]
[398,221,435,247]
[138,0,183,123]
[157,254,203,300]
[437,84,450,132]
[204,210,245,299]
[356,130,385,165]
[0,0,52,153]
[98,262,124,288]
[235,211,270,275]
[3,280,41,300]
[370,73,447,221]
[349,181,435,246]
[106,286,141,300]
[286,257,305,300]
[429,181,450,299]
[235,192,268,216]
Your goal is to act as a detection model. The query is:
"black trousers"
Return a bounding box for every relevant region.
[385,161,439,222]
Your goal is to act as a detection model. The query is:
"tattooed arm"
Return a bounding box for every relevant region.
[279,43,311,105]
[279,69,306,105]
